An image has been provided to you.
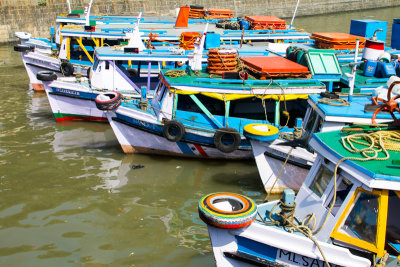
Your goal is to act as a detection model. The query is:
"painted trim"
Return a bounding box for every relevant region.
[330,188,387,255]
[75,37,94,63]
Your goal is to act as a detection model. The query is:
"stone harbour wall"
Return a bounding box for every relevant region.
[0,0,399,43]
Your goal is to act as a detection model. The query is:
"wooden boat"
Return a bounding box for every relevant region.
[199,128,400,266]
[97,48,326,159]
[248,76,400,193]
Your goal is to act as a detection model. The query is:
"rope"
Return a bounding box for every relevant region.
[258,130,400,266]
[318,98,350,106]
[164,69,187,78]
[266,147,294,200]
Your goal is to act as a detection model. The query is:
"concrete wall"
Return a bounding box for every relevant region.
[0,0,399,43]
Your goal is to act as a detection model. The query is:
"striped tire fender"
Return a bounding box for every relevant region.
[198,192,257,229]
[95,91,122,111]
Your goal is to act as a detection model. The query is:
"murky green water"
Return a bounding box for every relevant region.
[0,6,399,266]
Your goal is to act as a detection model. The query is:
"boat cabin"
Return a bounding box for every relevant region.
[301,92,400,144]
[89,46,191,94]
[295,130,400,261]
[152,65,326,139]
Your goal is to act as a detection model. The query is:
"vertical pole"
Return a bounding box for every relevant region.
[224,100,230,127]
[289,0,301,29]
[348,39,359,102]
[147,61,151,91]
[274,100,280,126]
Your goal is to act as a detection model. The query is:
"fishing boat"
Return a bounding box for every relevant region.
[199,127,400,266]
[97,44,326,158]
[35,29,192,122]
[247,76,400,193]
[15,2,311,91]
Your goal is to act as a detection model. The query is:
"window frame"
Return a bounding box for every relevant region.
[330,188,388,257]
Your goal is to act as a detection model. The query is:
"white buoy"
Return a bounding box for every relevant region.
[362,29,385,61]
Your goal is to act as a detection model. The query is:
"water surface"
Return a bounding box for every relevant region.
[0,6,399,266]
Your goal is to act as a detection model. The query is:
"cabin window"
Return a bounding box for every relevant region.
[304,109,322,135]
[278,99,308,128]
[309,163,333,197]
[230,97,267,120]
[177,94,225,116]
[105,61,110,70]
[386,191,400,255]
[93,56,100,71]
[158,84,167,103]
[340,192,379,244]
[324,176,353,215]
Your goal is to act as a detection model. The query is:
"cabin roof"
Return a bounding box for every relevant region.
[312,130,400,184]
[308,94,400,121]
[94,46,192,61]
[59,22,310,41]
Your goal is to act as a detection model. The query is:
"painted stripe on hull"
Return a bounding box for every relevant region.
[54,115,108,122]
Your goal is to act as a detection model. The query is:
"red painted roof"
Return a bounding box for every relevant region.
[240,57,309,73]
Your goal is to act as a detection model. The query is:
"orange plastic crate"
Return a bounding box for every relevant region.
[241,57,309,78]
[245,15,286,30]
[311,32,365,49]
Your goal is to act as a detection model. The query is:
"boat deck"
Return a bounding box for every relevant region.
[309,94,400,120]
[313,130,400,181]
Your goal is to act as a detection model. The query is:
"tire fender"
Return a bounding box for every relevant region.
[60,62,74,76]
[36,71,58,82]
[198,192,257,229]
[162,120,185,142]
[213,127,241,153]
[95,91,122,111]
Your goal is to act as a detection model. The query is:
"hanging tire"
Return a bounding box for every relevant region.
[36,71,57,81]
[163,120,185,142]
[95,91,122,111]
[86,67,91,78]
[60,62,74,76]
[14,44,34,52]
[213,127,241,153]
[198,192,257,229]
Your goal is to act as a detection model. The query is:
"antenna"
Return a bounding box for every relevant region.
[289,0,300,30]
[66,0,71,13]
[85,0,94,26]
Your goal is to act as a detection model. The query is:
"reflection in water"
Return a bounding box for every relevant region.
[2,7,400,265]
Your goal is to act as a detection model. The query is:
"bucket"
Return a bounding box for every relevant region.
[239,20,249,30]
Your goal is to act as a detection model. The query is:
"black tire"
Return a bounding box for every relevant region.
[36,71,57,81]
[14,44,34,52]
[163,120,185,142]
[320,91,339,99]
[190,5,204,9]
[67,13,80,17]
[213,127,241,153]
[95,92,122,111]
[86,67,91,78]
[60,62,74,76]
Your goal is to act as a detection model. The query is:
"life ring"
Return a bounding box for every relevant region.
[36,71,57,82]
[243,123,279,142]
[162,119,185,142]
[13,44,34,52]
[60,62,74,76]
[198,192,257,229]
[95,91,122,111]
[213,127,241,153]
